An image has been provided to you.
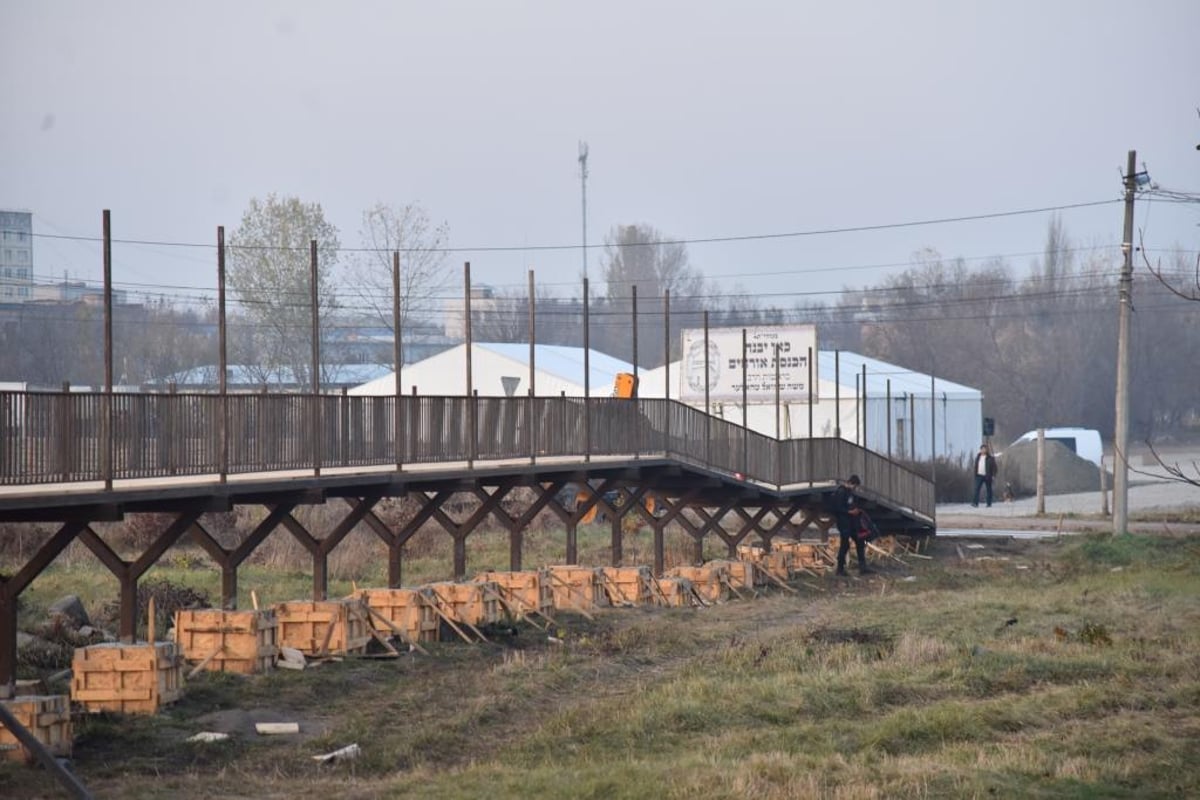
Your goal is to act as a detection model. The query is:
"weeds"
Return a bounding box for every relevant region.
[2,533,1198,799]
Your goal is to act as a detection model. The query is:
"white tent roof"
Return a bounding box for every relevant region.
[639,350,980,401]
[349,343,634,397]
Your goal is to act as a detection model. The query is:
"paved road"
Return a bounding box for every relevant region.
[935,455,1199,537]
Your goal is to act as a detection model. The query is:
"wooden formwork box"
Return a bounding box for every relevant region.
[600,566,653,606]
[653,576,695,608]
[273,599,371,657]
[425,581,502,627]
[173,608,279,675]
[666,564,728,604]
[721,559,758,592]
[474,570,554,618]
[773,541,828,573]
[354,587,440,643]
[545,566,605,612]
[71,642,183,715]
[0,695,71,762]
[736,545,790,582]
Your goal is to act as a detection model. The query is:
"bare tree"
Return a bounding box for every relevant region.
[597,224,707,367]
[348,202,451,367]
[227,195,341,387]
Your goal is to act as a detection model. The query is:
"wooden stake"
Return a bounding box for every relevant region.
[147,596,156,644]
[187,645,224,679]
[348,605,400,657]
[250,590,259,611]
[759,568,799,594]
[548,573,597,620]
[361,604,429,655]
[316,614,337,657]
[421,596,477,644]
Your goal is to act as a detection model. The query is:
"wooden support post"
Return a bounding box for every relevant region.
[611,506,623,566]
[509,528,523,572]
[566,520,578,565]
[653,519,665,577]
[453,535,467,581]
[0,594,16,698]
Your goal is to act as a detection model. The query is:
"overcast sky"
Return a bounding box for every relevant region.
[2,1,1197,310]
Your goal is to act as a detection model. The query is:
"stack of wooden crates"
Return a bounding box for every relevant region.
[71,642,183,714]
[0,695,71,762]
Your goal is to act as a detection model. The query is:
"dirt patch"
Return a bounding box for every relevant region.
[190,707,331,742]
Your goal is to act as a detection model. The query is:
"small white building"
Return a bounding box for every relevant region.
[639,351,982,462]
[349,343,633,398]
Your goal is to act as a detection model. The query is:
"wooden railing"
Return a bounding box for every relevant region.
[0,390,934,519]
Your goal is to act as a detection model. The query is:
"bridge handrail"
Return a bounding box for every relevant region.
[0,390,934,518]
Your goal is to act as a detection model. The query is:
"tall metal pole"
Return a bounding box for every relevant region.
[663,289,670,400]
[834,351,841,438]
[861,364,868,450]
[464,262,474,467]
[631,285,639,381]
[528,269,536,397]
[583,277,591,461]
[1113,149,1137,535]
[886,379,892,460]
[741,328,748,475]
[393,251,403,470]
[579,141,589,282]
[102,210,113,489]
[218,226,228,483]
[930,372,937,483]
[704,311,711,465]
[528,268,536,464]
[310,240,321,477]
[774,344,781,439]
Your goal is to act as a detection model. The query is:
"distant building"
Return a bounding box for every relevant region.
[0,210,34,302]
[32,277,129,306]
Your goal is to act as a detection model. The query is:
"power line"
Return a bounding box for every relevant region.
[2,198,1124,254]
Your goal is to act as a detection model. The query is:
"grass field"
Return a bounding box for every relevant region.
[3,529,1199,799]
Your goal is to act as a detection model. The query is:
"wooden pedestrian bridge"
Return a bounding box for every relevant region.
[0,389,935,688]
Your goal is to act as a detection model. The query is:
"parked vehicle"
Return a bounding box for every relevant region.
[1012,428,1103,466]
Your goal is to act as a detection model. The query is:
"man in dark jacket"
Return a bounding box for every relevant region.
[831,474,870,576]
[971,444,998,507]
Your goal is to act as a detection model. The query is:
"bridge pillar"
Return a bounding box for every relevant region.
[452,535,467,581]
[119,575,138,642]
[388,541,402,588]
[509,529,523,572]
[652,522,665,576]
[222,567,238,610]
[565,521,578,565]
[610,513,623,566]
[0,591,15,698]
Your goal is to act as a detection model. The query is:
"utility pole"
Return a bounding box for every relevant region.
[1113,149,1137,536]
[579,141,589,283]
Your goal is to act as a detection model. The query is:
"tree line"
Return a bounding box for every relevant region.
[1,196,1196,447]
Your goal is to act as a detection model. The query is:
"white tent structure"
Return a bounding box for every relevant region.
[639,350,982,462]
[349,343,633,398]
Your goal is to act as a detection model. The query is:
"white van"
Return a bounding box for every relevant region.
[1013,428,1104,467]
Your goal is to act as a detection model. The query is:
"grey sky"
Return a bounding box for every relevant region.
[2,1,1197,309]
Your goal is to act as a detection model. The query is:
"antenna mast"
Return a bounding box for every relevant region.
[578,141,589,283]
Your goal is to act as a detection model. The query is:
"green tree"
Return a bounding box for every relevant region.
[227,195,341,387]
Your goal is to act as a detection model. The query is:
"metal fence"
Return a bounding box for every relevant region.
[0,390,934,518]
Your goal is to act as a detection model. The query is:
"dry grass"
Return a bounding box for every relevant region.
[3,531,1199,798]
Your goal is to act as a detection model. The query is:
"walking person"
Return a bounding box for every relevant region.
[831,474,870,576]
[971,444,997,507]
